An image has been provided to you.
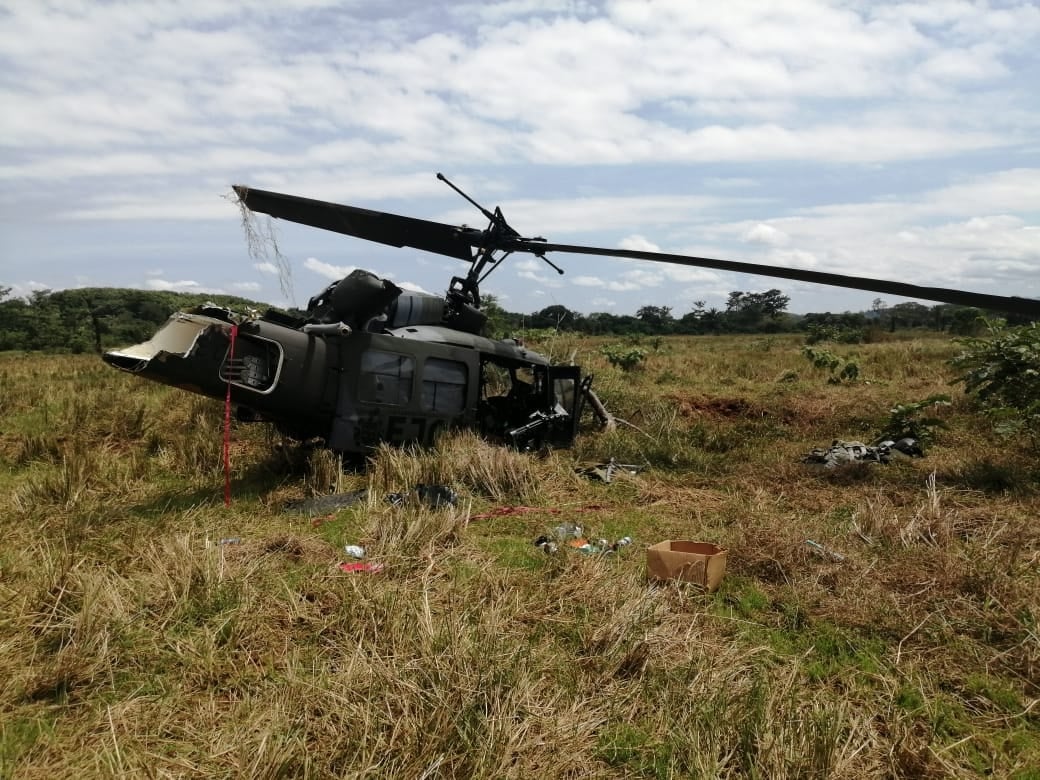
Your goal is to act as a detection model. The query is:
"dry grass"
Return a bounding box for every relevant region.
[1,336,1038,778]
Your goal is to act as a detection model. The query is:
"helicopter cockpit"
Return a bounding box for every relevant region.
[478,359,582,449]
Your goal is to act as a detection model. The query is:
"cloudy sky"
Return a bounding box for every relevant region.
[2,0,1038,317]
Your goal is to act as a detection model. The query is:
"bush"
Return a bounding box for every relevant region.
[884,395,951,445]
[801,346,860,384]
[601,345,647,372]
[951,321,1040,446]
[804,324,865,345]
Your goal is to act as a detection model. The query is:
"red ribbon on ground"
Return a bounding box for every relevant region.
[223,323,238,507]
[339,561,384,574]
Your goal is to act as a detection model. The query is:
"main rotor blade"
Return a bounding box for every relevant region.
[232,186,476,263]
[510,240,1040,317]
[233,184,1037,316]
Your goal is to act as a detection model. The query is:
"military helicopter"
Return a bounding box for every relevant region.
[103,174,1040,455]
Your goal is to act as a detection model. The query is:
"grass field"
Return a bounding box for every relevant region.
[1,332,1038,778]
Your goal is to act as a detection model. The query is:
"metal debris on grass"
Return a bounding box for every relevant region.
[386,484,459,508]
[803,438,924,468]
[285,490,367,514]
[534,531,633,555]
[575,457,644,483]
[805,539,846,562]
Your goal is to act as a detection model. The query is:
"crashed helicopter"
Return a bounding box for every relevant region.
[103,174,1040,456]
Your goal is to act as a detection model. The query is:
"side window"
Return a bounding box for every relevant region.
[220,337,281,393]
[422,358,467,414]
[553,377,575,414]
[360,351,414,405]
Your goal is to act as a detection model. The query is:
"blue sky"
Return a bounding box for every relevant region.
[2,0,1038,317]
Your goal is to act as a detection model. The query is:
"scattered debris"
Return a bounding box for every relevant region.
[576,458,644,483]
[344,544,365,559]
[218,537,242,545]
[805,539,846,562]
[386,484,459,508]
[877,437,924,457]
[338,561,384,574]
[534,528,632,555]
[571,536,632,554]
[285,490,367,514]
[416,484,458,507]
[554,522,583,540]
[803,438,924,468]
[533,535,559,553]
[804,440,890,467]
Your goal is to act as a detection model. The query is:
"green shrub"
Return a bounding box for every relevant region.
[952,321,1040,446]
[801,346,860,384]
[884,395,951,444]
[601,344,647,372]
[805,324,865,345]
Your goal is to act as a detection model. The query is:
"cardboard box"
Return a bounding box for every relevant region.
[646,540,727,591]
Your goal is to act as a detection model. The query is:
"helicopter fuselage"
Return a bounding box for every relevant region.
[102,295,584,454]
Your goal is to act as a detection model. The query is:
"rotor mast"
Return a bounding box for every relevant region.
[436,173,563,309]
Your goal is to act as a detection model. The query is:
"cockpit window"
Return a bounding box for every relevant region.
[220,336,281,393]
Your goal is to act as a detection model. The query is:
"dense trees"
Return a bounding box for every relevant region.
[528,305,581,331]
[635,305,673,329]
[0,287,278,352]
[724,289,791,332]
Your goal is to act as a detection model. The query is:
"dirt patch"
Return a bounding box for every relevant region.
[667,394,766,418]
[666,394,799,425]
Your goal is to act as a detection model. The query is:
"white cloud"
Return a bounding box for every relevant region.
[5,281,51,300]
[744,223,789,246]
[596,268,663,291]
[232,281,262,292]
[517,269,563,287]
[572,276,604,287]
[514,258,543,272]
[661,267,722,284]
[4,0,1033,182]
[1,1,1037,316]
[398,281,431,293]
[618,235,660,252]
[303,257,357,280]
[144,278,223,293]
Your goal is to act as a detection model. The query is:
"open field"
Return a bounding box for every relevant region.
[1,332,1038,778]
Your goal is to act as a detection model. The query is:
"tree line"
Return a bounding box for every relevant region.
[0,285,1018,353]
[490,290,1010,338]
[0,287,276,353]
